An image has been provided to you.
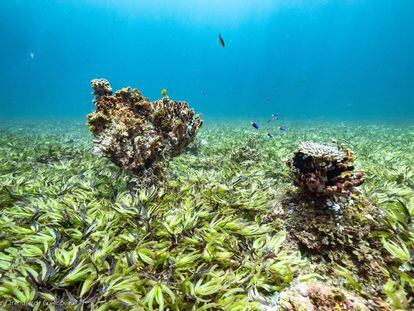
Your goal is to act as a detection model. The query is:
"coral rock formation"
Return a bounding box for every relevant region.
[287,142,364,196]
[87,79,202,184]
[278,282,391,311]
[280,194,389,295]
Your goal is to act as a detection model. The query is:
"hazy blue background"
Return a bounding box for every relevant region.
[1,0,413,120]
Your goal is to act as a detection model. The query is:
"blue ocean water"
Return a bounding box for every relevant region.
[1,0,413,121]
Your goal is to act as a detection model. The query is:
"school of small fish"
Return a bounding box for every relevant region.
[160,34,288,138]
[250,114,286,139]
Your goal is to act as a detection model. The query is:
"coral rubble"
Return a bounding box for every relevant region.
[280,194,390,297]
[278,282,391,311]
[287,141,364,197]
[87,78,202,184]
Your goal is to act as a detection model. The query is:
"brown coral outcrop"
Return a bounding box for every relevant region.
[279,282,391,311]
[287,142,364,197]
[87,79,202,184]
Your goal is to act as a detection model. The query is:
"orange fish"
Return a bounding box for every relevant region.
[218,33,225,47]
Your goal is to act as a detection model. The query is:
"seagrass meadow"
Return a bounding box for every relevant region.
[0,119,413,310]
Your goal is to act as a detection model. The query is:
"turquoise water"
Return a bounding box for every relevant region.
[1,0,413,121]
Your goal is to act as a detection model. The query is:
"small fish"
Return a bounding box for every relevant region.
[30,52,35,59]
[279,126,286,132]
[250,121,259,129]
[267,133,273,139]
[267,113,279,124]
[201,91,205,96]
[161,88,167,96]
[218,33,225,47]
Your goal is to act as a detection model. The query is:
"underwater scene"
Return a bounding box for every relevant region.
[1,1,414,310]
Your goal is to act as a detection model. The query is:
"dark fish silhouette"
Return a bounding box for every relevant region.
[218,33,225,47]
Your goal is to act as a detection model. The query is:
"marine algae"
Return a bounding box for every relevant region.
[0,120,413,310]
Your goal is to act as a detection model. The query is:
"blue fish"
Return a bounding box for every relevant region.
[250,121,259,129]
[267,133,273,138]
[267,113,279,124]
[279,126,286,132]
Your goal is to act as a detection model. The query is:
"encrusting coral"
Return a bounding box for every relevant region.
[287,141,364,197]
[87,78,203,184]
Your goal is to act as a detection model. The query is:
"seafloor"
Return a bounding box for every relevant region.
[0,119,413,310]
